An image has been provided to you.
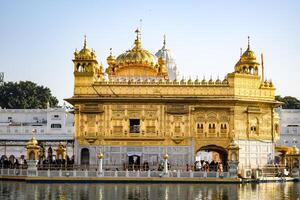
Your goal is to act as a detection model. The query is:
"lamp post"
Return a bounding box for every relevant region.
[97,152,104,174]
[163,153,169,174]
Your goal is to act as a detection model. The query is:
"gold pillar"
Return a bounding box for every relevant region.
[227,139,239,161]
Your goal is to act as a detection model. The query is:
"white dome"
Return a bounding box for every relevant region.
[155,48,175,63]
[155,36,179,80]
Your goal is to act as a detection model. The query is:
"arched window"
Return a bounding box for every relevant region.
[249,66,254,74]
[243,66,247,73]
[250,125,257,133]
[220,123,228,133]
[77,64,84,72]
[250,118,259,134]
[209,123,216,133]
[254,67,258,75]
[197,123,204,133]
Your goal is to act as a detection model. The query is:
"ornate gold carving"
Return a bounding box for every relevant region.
[166,104,188,114]
[172,137,184,144]
[247,106,261,113]
[80,104,104,113]
[146,126,156,134]
[128,111,141,118]
[145,111,157,119]
[113,126,123,134]
[112,110,125,119]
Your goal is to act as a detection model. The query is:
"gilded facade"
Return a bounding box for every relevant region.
[66,30,281,170]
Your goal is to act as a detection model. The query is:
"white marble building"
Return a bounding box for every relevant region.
[0,107,74,159]
[276,109,300,149]
[155,36,179,80]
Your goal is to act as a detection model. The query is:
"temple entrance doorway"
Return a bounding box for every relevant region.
[29,151,35,160]
[80,148,90,165]
[195,145,228,172]
[128,154,141,170]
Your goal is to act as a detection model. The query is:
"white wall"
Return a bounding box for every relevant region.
[238,140,274,168]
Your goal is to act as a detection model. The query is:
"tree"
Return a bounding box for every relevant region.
[275,95,300,109]
[0,81,58,109]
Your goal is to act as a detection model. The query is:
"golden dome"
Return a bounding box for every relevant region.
[236,47,258,66]
[26,136,39,148]
[115,29,158,68]
[234,36,260,74]
[74,36,97,60]
[107,48,116,66]
[237,37,258,65]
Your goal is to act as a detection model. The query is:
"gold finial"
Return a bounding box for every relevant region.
[98,152,104,159]
[134,28,141,49]
[84,35,87,49]
[163,34,166,48]
[109,48,112,56]
[32,128,37,139]
[139,19,143,31]
[240,48,242,57]
[247,36,250,50]
[135,28,141,40]
[261,53,264,83]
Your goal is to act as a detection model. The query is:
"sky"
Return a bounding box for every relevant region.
[0,1,299,105]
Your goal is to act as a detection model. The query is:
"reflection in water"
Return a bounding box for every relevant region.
[0,181,299,200]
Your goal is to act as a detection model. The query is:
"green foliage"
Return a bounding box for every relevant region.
[275,95,300,109]
[0,81,58,109]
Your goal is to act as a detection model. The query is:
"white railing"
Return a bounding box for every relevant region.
[0,168,28,176]
[0,168,231,179]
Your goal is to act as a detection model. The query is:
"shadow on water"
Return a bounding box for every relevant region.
[0,181,300,200]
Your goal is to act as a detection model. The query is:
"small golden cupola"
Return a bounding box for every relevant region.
[106,29,168,79]
[73,36,104,80]
[26,130,40,160]
[106,48,116,75]
[74,36,96,61]
[234,36,260,75]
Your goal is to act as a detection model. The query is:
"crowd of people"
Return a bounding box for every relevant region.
[0,155,27,169]
[194,160,224,172]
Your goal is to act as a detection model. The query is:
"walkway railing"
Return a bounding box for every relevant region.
[0,168,232,179]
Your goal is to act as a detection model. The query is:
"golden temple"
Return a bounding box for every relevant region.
[66,29,281,170]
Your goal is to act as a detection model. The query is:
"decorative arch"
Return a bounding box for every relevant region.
[249,66,253,74]
[254,67,258,75]
[196,145,228,170]
[207,112,217,122]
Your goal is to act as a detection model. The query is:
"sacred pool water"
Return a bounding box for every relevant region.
[0,181,299,200]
